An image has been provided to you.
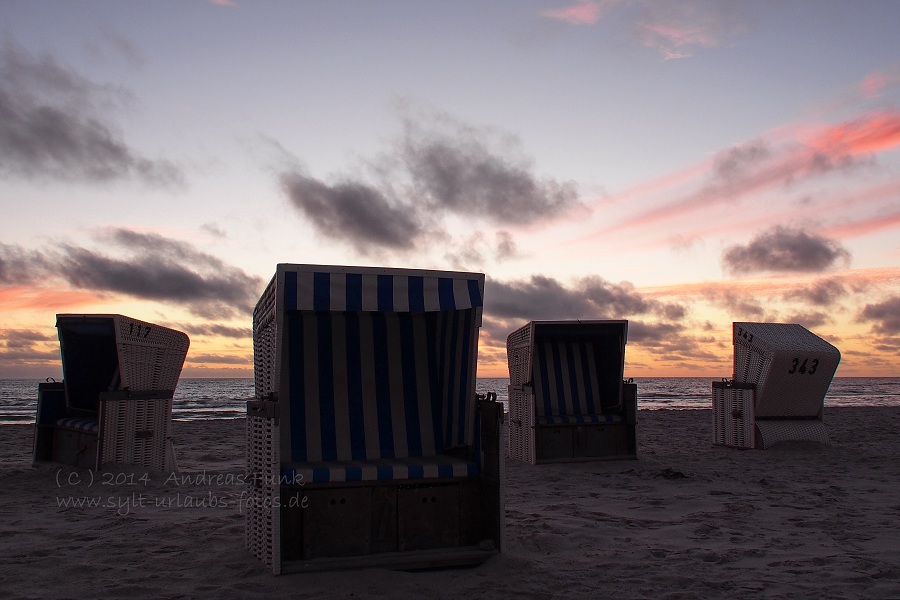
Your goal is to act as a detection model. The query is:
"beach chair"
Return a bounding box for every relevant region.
[506,320,637,464]
[712,322,841,449]
[32,314,190,471]
[245,264,504,574]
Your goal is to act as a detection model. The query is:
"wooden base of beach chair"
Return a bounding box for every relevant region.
[247,398,504,574]
[280,544,498,573]
[280,478,498,564]
[509,382,638,464]
[51,427,99,469]
[535,422,637,462]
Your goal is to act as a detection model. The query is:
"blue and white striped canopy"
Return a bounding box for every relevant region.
[278,265,483,314]
[259,265,486,480]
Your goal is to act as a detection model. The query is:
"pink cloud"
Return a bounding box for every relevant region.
[638,21,718,59]
[594,112,900,235]
[822,210,900,240]
[556,109,900,256]
[0,286,108,311]
[541,0,610,25]
[806,110,900,157]
[633,3,743,60]
[862,73,888,99]
[858,64,900,100]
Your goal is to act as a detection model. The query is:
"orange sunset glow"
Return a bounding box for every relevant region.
[1,1,898,380]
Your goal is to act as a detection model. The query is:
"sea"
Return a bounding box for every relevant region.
[2,377,899,426]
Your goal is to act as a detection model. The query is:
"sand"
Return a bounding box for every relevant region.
[2,407,899,599]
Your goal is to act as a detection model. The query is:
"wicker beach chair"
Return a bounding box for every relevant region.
[712,322,841,449]
[32,314,190,471]
[245,264,504,574]
[506,320,637,464]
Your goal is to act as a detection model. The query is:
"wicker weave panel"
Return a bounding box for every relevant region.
[756,419,829,448]
[711,382,755,448]
[113,315,190,392]
[253,278,278,399]
[99,396,173,471]
[246,414,279,573]
[733,322,840,419]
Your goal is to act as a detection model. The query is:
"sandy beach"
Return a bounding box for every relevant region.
[2,407,899,599]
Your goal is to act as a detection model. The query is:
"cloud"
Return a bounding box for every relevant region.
[859,296,900,335]
[822,208,900,239]
[0,38,183,186]
[278,108,582,255]
[1,230,263,318]
[783,277,848,306]
[632,1,746,59]
[54,229,263,318]
[281,172,421,251]
[713,141,771,181]
[443,230,524,271]
[782,310,832,329]
[539,0,744,59]
[699,287,766,319]
[3,328,53,348]
[401,114,580,225]
[722,227,850,274]
[858,65,900,100]
[0,243,50,284]
[487,275,593,321]
[579,112,900,246]
[477,274,700,372]
[485,273,684,322]
[0,328,58,362]
[540,0,612,25]
[807,110,900,157]
[180,323,251,339]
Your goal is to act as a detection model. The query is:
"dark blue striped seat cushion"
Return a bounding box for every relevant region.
[281,455,478,484]
[537,413,623,425]
[56,417,99,434]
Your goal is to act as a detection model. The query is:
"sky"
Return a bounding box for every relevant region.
[1,0,899,380]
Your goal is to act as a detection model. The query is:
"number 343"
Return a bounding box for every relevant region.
[788,357,819,375]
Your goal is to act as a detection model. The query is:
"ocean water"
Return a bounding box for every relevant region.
[2,377,899,425]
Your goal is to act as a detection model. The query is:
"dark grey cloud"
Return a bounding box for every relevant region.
[859,296,900,335]
[784,277,848,306]
[627,321,721,363]
[782,311,831,329]
[495,231,520,260]
[478,274,710,368]
[714,141,771,181]
[401,116,580,224]
[180,323,251,339]
[701,287,766,319]
[278,108,583,255]
[443,230,523,271]
[1,230,263,318]
[0,329,57,362]
[0,242,49,284]
[55,229,263,318]
[281,172,421,251]
[3,328,53,348]
[487,275,593,321]
[722,227,850,274]
[0,38,183,186]
[485,274,685,322]
[185,353,251,365]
